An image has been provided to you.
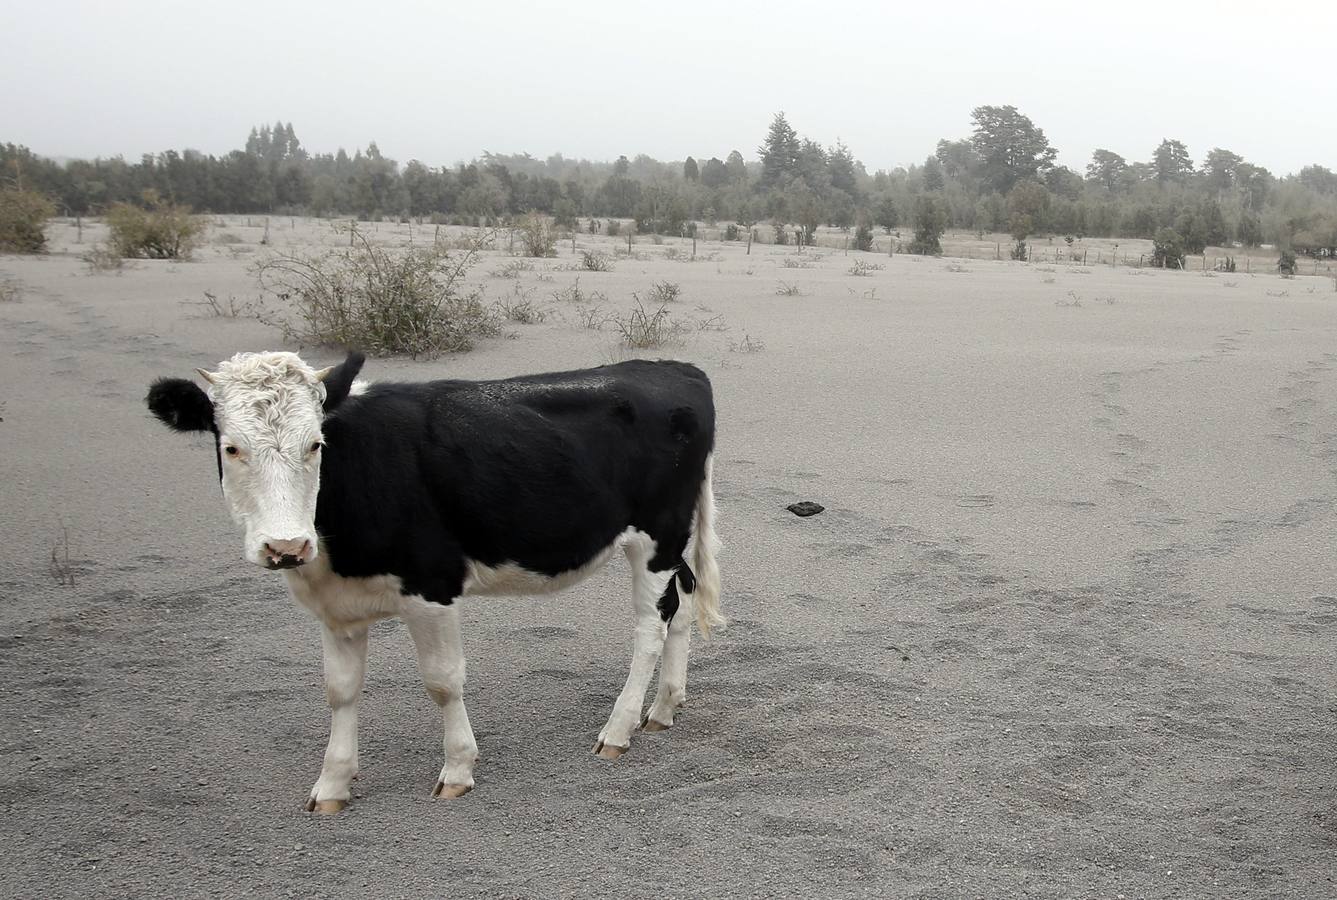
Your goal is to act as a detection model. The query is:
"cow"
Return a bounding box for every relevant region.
[145,350,723,813]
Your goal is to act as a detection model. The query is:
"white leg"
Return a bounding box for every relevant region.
[644,587,693,730]
[402,598,478,798]
[306,624,368,814]
[595,539,672,758]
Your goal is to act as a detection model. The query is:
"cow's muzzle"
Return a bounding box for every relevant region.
[263,538,313,569]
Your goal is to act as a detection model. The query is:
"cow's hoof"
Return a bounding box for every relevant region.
[432,781,472,799]
[592,739,628,760]
[641,716,672,732]
[305,797,347,815]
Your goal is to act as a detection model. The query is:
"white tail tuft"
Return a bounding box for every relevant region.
[691,454,725,637]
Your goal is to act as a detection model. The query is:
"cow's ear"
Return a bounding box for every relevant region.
[318,351,366,413]
[146,377,216,433]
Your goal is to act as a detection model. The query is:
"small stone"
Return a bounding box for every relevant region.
[787,501,824,517]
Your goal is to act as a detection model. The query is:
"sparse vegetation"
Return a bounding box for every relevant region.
[82,245,125,273]
[106,192,204,259]
[496,285,547,324]
[579,250,613,272]
[490,259,534,279]
[49,524,75,587]
[849,259,883,276]
[0,275,21,302]
[187,290,253,318]
[1278,250,1297,277]
[255,225,499,357]
[1056,290,1083,308]
[517,211,556,258]
[729,333,766,353]
[0,187,56,253]
[613,296,685,349]
[776,280,802,296]
[573,304,610,330]
[646,280,682,304]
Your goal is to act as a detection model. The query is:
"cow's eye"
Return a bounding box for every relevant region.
[309,441,323,454]
[224,445,239,457]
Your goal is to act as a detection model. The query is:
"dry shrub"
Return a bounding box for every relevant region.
[0,275,21,302]
[518,211,556,258]
[579,250,613,272]
[496,284,547,323]
[553,277,607,305]
[614,295,686,349]
[729,333,766,353]
[849,259,883,276]
[255,225,498,358]
[776,280,802,296]
[646,280,682,304]
[490,259,533,279]
[106,193,204,259]
[0,187,56,253]
[83,245,125,274]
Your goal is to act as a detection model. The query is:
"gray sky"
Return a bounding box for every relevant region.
[4,0,1332,177]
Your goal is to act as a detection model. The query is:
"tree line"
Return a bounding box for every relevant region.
[3,110,1335,252]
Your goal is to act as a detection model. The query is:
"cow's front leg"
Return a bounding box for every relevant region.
[402,598,478,799]
[306,624,368,814]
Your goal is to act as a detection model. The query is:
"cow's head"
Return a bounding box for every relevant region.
[146,350,364,570]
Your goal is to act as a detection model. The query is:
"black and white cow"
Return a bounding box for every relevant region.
[146,351,722,813]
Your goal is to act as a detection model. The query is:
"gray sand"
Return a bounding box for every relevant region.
[2,220,1335,898]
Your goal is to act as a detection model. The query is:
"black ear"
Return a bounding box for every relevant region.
[322,351,366,413]
[146,377,216,432]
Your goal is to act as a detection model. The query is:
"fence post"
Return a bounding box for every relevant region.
[76,215,82,244]
[692,235,697,260]
[746,229,753,255]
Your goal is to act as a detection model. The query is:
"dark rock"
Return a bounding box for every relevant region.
[787,501,824,517]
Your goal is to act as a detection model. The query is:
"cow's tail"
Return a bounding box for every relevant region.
[691,454,725,638]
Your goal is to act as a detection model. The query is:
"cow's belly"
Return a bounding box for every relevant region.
[461,527,643,598]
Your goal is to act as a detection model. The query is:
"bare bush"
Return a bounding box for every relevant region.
[0,187,56,253]
[496,285,547,324]
[185,290,254,318]
[0,276,21,303]
[255,225,499,358]
[613,296,686,349]
[579,251,614,272]
[518,211,556,258]
[776,280,803,296]
[646,280,682,304]
[552,277,607,305]
[490,259,533,279]
[106,192,204,259]
[849,259,883,276]
[83,245,125,274]
[49,525,75,587]
[729,333,766,353]
[574,305,610,330]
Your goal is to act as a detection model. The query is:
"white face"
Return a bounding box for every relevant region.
[201,352,329,569]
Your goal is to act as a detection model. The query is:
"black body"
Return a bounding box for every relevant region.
[148,355,716,610]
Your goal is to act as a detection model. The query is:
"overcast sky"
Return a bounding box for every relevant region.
[4,0,1332,177]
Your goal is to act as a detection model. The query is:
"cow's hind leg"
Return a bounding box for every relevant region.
[594,534,674,759]
[307,624,368,814]
[643,580,693,731]
[402,598,478,798]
